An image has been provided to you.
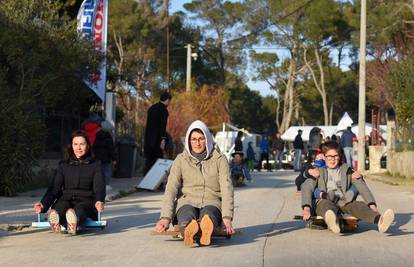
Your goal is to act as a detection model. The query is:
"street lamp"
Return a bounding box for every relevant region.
[185,44,197,92]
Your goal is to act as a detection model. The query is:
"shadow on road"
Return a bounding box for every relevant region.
[386,212,414,236]
[234,173,296,191]
[333,212,414,237]
[210,220,304,247]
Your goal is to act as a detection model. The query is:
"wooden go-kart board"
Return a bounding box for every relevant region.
[151,225,236,239]
[294,215,359,232]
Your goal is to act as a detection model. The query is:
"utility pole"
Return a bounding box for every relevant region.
[186,44,192,92]
[357,0,367,171]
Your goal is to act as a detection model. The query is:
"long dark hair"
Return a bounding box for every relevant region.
[64,130,92,162]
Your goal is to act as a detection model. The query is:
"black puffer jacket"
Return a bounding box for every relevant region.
[49,157,106,203]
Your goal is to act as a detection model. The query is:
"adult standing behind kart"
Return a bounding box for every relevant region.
[143,92,172,175]
[234,131,243,152]
[309,127,323,152]
[155,120,235,247]
[340,126,356,168]
[294,130,304,171]
[34,130,105,235]
[93,120,117,192]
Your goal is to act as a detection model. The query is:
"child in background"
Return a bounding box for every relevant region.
[246,142,255,173]
[230,151,252,186]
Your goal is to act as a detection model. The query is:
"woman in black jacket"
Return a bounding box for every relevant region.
[35,130,105,235]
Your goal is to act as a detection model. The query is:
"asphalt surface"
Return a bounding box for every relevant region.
[0,171,413,267]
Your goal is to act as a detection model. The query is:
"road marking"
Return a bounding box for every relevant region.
[0,208,33,216]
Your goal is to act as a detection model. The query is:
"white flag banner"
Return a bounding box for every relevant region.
[77,0,108,103]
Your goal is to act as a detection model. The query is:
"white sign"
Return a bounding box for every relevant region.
[137,159,173,191]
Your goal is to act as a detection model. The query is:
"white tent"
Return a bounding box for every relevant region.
[281,113,387,142]
[336,112,353,132]
[281,126,337,142]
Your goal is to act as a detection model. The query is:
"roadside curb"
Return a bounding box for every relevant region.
[365,173,414,186]
[0,223,31,231]
[107,187,144,201]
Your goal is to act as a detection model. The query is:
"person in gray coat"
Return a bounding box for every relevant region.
[301,141,394,234]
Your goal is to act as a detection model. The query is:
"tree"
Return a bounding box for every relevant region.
[167,86,230,142]
[0,0,101,195]
[246,0,311,132]
[300,0,353,125]
[228,81,275,133]
[184,0,247,86]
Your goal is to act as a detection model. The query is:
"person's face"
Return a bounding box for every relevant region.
[276,133,281,138]
[72,136,88,159]
[190,131,206,154]
[164,99,171,107]
[324,149,340,169]
[234,154,242,163]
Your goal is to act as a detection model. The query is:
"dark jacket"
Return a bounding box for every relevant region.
[294,134,304,150]
[247,145,255,160]
[341,129,356,148]
[49,157,106,203]
[93,129,116,164]
[272,137,285,152]
[295,162,313,191]
[309,127,322,150]
[234,137,243,152]
[40,167,63,212]
[144,102,169,156]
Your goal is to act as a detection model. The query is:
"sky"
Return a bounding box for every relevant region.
[170,0,276,97]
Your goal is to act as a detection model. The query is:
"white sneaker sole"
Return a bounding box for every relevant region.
[65,209,78,235]
[48,210,60,233]
[324,210,341,234]
[378,209,394,233]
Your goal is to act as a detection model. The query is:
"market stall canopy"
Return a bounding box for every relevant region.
[281,113,387,142]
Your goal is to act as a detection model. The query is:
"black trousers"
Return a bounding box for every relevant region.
[143,149,163,175]
[259,153,270,170]
[176,205,222,228]
[52,197,97,225]
[316,199,380,224]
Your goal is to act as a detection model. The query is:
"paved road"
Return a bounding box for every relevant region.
[0,171,413,267]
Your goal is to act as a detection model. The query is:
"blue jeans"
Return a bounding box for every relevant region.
[294,149,302,171]
[101,163,112,186]
[343,147,353,168]
[275,150,283,169]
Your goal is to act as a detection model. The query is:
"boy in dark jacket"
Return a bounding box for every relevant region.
[301,141,394,234]
[246,142,255,172]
